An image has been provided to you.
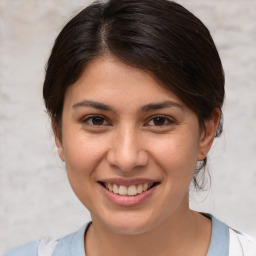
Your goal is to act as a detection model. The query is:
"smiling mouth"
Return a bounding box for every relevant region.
[98,182,160,196]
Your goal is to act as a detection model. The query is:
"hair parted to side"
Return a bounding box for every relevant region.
[43,0,225,190]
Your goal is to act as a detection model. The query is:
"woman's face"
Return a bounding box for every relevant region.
[56,55,216,235]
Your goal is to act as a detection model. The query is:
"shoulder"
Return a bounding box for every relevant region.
[203,213,256,256]
[2,223,90,256]
[3,240,40,256]
[51,224,89,256]
[229,228,256,256]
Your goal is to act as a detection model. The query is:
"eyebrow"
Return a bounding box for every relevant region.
[140,101,184,112]
[72,100,113,111]
[72,100,183,112]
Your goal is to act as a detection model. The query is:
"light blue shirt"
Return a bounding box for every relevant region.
[3,215,229,256]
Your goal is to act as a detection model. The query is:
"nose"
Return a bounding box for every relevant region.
[106,126,149,172]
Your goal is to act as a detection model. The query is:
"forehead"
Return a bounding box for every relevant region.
[64,55,184,109]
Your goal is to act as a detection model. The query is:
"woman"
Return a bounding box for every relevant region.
[4,0,256,255]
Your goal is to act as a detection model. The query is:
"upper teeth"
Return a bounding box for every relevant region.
[106,183,151,196]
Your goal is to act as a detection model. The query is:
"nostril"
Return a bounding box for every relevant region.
[106,148,149,172]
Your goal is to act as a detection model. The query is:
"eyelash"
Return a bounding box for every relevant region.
[145,115,175,127]
[82,115,110,126]
[82,114,175,128]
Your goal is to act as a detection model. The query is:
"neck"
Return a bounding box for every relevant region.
[85,208,211,256]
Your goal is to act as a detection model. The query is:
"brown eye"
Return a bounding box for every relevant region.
[83,115,108,126]
[146,115,174,127]
[91,116,105,125]
[152,117,166,126]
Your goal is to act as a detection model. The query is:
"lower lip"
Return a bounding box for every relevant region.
[100,184,158,207]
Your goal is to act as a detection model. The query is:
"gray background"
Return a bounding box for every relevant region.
[0,0,256,254]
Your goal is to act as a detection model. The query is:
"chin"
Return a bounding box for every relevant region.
[94,210,160,235]
[108,221,154,235]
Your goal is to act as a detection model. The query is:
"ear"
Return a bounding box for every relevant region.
[197,109,221,161]
[52,121,65,162]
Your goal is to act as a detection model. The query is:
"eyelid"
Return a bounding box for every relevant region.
[81,114,111,126]
[80,114,175,127]
[145,115,175,126]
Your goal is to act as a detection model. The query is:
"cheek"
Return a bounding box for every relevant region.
[151,134,199,180]
[61,134,110,208]
[64,136,105,172]
[62,133,108,184]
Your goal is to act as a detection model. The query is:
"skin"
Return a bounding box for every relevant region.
[54,55,220,256]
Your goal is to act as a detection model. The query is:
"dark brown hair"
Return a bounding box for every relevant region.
[43,0,225,189]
